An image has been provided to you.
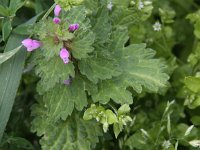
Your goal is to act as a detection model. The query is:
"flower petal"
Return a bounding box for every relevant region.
[54,5,61,16]
[53,17,61,24]
[60,48,70,64]
[68,23,79,31]
[22,39,33,48]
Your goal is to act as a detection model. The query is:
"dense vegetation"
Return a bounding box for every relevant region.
[1,0,200,149]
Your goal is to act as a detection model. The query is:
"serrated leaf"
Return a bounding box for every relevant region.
[40,36,63,59]
[34,18,60,39]
[32,76,91,126]
[79,53,122,83]
[91,7,111,45]
[93,43,169,104]
[64,6,90,30]
[92,79,133,104]
[120,44,169,93]
[35,55,75,94]
[79,27,129,83]
[71,30,95,59]
[41,114,102,150]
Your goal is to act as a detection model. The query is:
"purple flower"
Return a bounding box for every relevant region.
[54,5,61,16]
[22,39,41,52]
[68,23,79,32]
[64,79,71,85]
[53,17,61,24]
[60,48,70,64]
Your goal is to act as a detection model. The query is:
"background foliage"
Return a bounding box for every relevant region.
[1,0,200,150]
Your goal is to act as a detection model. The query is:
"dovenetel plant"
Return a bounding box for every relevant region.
[25,0,169,149]
[2,0,200,149]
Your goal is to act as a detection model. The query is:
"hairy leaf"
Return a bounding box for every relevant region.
[35,55,75,94]
[93,43,169,104]
[31,111,102,150]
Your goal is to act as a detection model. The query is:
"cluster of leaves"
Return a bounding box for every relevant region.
[83,104,132,138]
[1,0,200,150]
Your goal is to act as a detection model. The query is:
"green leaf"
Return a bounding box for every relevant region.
[40,36,63,59]
[113,123,123,138]
[106,110,118,124]
[35,55,75,94]
[191,116,200,126]
[187,10,200,39]
[32,76,90,125]
[64,6,95,60]
[118,104,131,115]
[32,113,102,150]
[79,27,129,83]
[0,34,26,141]
[120,44,169,93]
[79,53,122,83]
[2,19,12,41]
[184,76,200,93]
[91,7,111,45]
[0,5,9,16]
[92,79,133,104]
[0,46,21,64]
[93,43,169,104]
[9,0,24,15]
[71,30,95,59]
[64,6,90,30]
[55,0,84,10]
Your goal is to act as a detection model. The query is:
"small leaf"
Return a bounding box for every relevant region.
[106,110,118,124]
[140,129,150,138]
[189,140,200,148]
[113,123,123,138]
[118,104,131,115]
[184,125,194,136]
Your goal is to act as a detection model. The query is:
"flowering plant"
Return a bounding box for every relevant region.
[1,0,200,150]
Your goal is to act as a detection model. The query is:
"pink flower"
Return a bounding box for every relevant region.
[22,39,41,52]
[60,48,70,64]
[64,79,71,85]
[54,5,61,16]
[68,23,79,32]
[53,17,61,24]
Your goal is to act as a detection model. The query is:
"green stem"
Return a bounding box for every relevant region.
[42,3,56,20]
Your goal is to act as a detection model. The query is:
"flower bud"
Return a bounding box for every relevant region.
[59,48,70,64]
[54,5,61,16]
[68,23,79,32]
[53,17,61,24]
